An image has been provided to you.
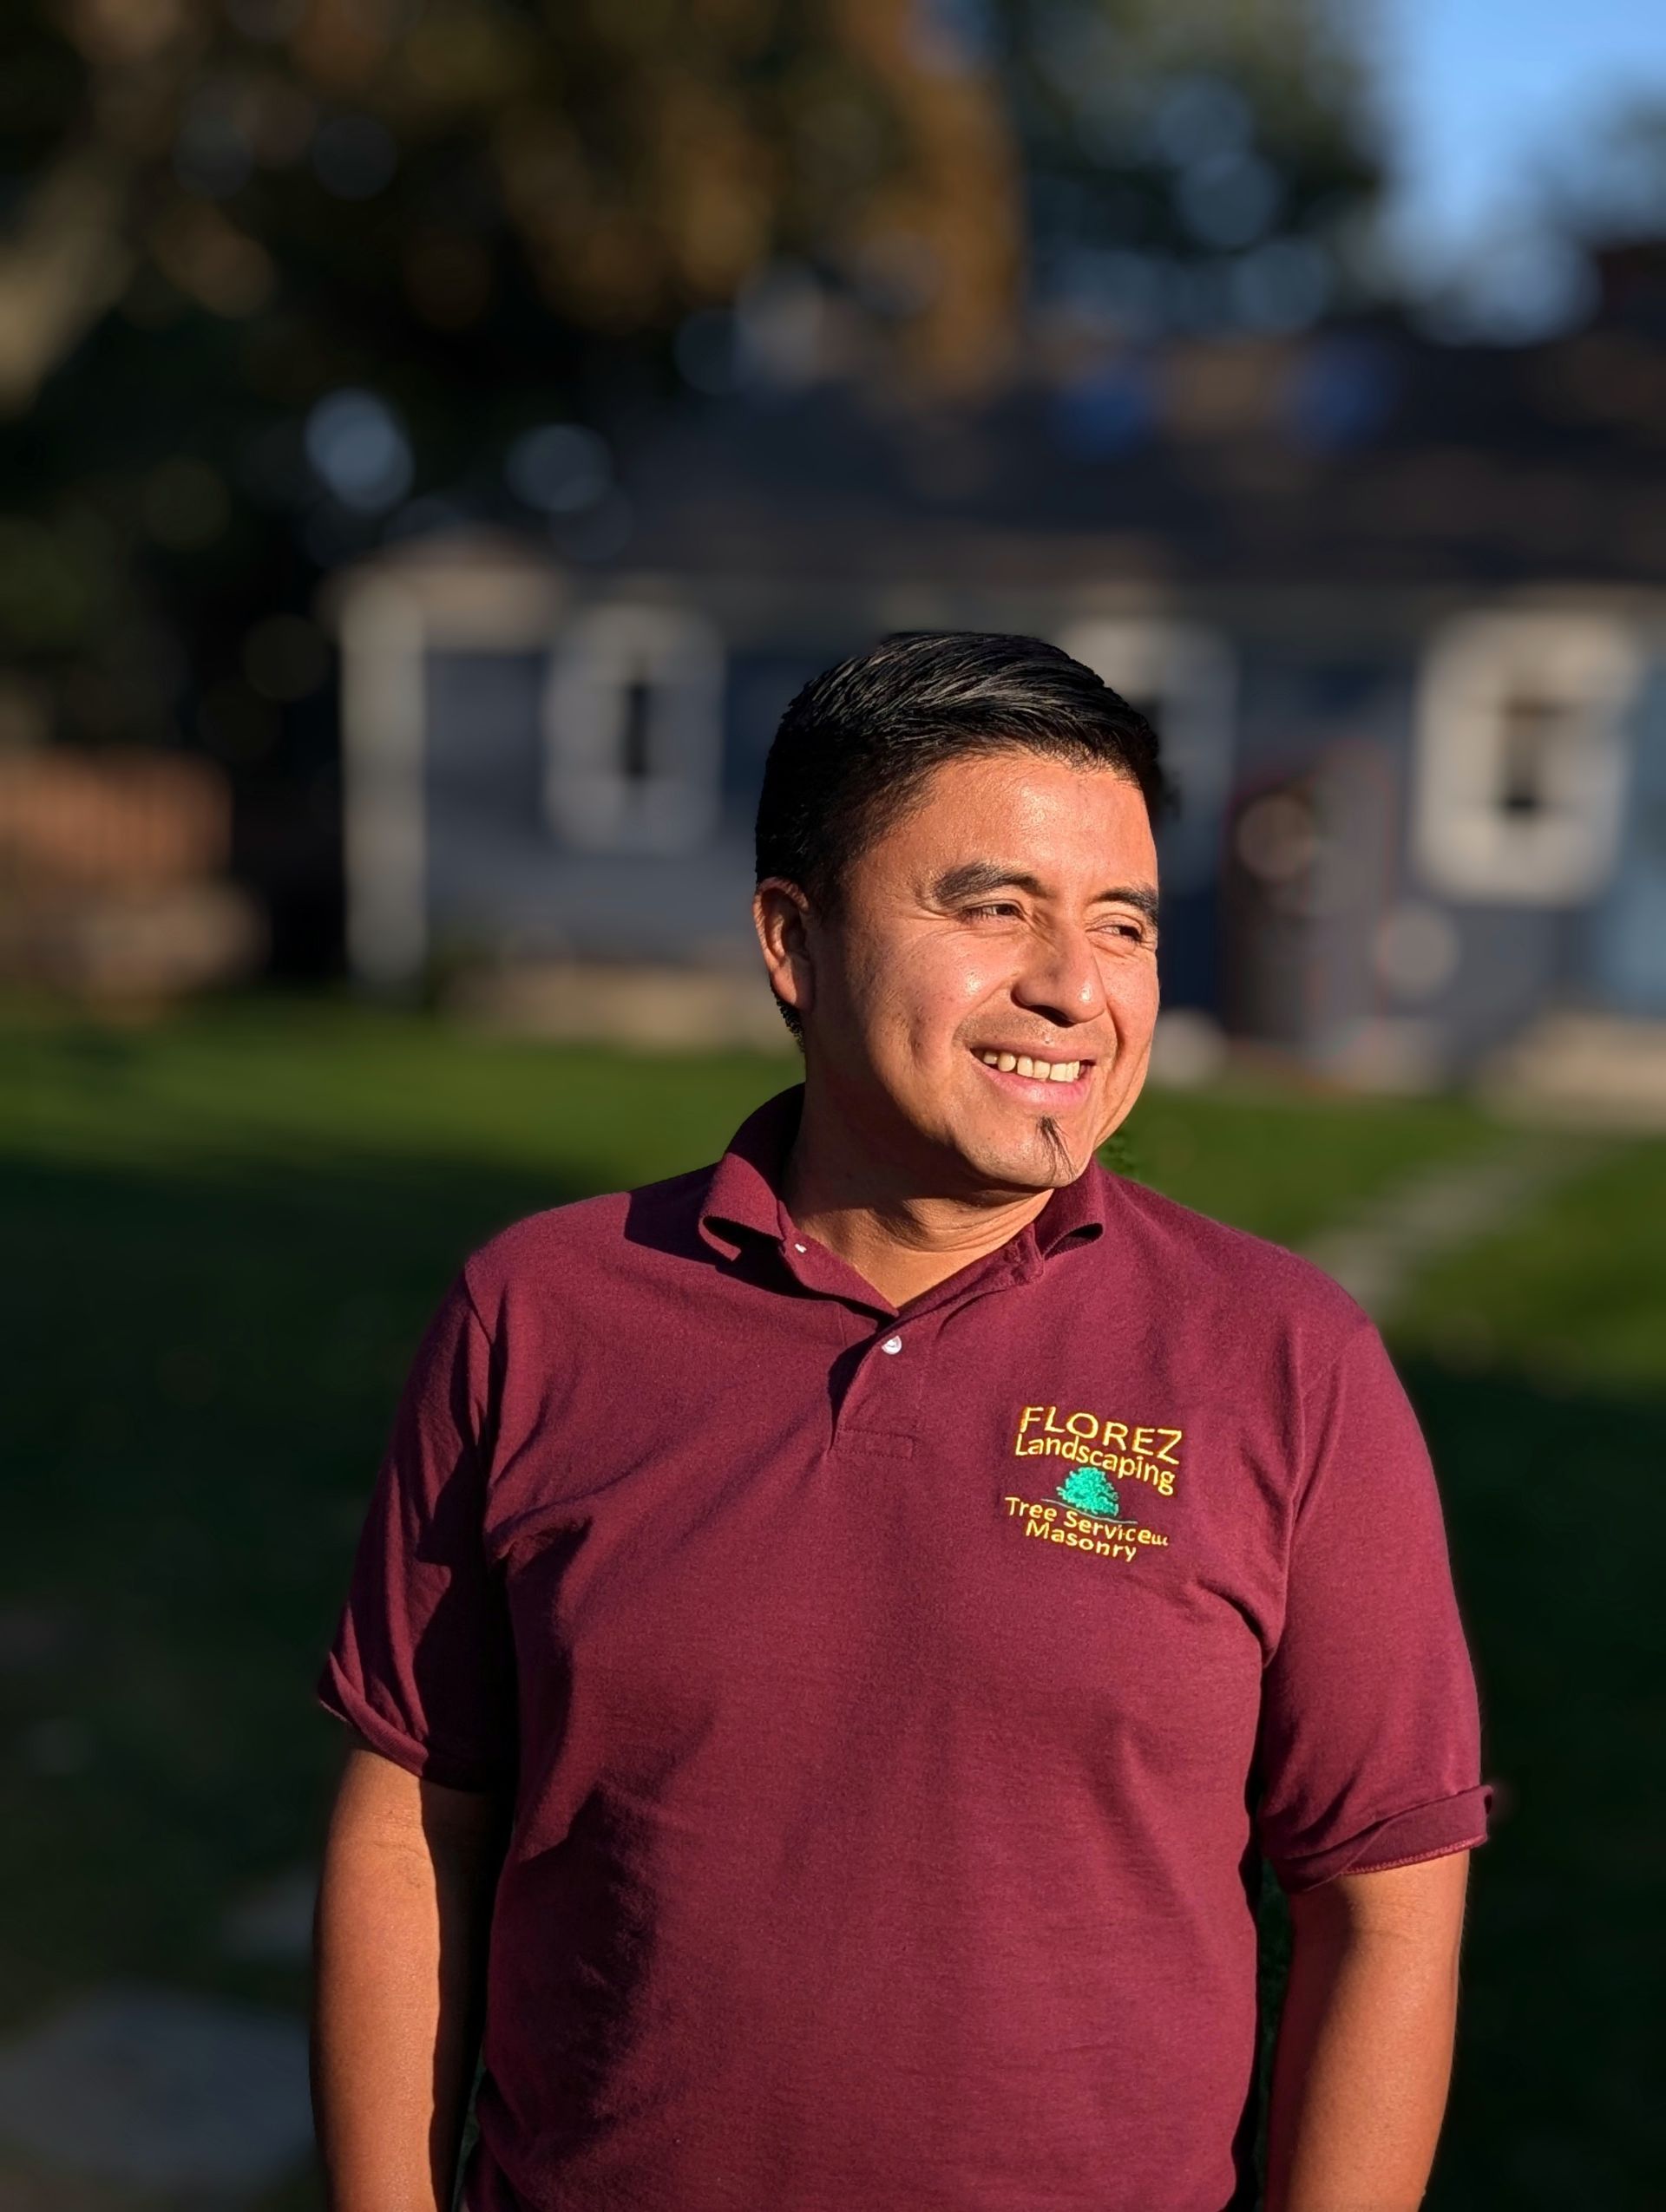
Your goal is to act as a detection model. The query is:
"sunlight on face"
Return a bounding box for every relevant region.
[803,751,1161,1195]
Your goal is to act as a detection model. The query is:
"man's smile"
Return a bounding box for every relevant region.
[968,1045,1097,1102]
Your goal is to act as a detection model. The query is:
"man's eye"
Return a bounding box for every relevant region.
[963,902,1021,919]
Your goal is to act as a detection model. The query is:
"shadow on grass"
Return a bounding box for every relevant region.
[1255,1358,1663,2209]
[0,1142,580,2035]
[3,1144,1659,2207]
[1400,1358,1664,2210]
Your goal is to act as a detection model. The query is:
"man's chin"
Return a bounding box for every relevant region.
[941,1116,1094,1196]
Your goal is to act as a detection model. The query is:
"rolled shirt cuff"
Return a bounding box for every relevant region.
[1271,1781,1495,1893]
[314,1652,514,1794]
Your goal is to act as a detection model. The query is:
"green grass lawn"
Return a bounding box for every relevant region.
[1387,1142,1666,2209]
[1,988,1659,2206]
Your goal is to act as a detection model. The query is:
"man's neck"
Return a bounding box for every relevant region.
[781,1090,1056,1310]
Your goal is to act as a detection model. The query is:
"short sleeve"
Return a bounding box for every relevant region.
[1254,1319,1492,1892]
[314,1269,517,1791]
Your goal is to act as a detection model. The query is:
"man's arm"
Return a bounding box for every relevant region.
[311,1730,511,2212]
[1263,1850,1471,2212]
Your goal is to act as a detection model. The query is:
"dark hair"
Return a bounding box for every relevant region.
[755,631,1171,1037]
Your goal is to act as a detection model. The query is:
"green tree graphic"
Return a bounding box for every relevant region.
[1057,1467,1120,1518]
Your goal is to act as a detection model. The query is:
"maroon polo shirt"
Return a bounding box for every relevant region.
[317,1084,1491,2212]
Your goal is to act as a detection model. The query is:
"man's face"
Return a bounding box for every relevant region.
[774,749,1161,1195]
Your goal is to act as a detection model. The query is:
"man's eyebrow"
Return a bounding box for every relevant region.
[1105,883,1161,925]
[929,863,1046,903]
[929,862,1160,923]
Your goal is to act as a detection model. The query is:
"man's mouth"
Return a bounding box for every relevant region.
[970,1047,1093,1090]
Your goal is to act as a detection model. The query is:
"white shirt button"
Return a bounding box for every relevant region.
[880,1334,903,1355]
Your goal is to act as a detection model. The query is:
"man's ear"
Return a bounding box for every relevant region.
[752,878,815,1024]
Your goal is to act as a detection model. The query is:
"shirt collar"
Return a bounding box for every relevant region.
[698,1085,804,1258]
[1031,1147,1111,1256]
[698,1083,1111,1269]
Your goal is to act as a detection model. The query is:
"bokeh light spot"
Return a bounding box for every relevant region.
[506,425,612,514]
[305,390,413,513]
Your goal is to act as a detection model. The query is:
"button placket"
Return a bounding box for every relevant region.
[804,1231,1044,1456]
[832,1240,1050,1456]
[826,1314,939,1456]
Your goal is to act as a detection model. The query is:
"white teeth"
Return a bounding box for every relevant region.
[977,1050,1084,1082]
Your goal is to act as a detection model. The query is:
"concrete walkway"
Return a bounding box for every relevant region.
[0,1984,311,2206]
[1299,1132,1600,1322]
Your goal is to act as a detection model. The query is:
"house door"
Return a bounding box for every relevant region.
[1222,742,1401,1066]
[1591,670,1666,1015]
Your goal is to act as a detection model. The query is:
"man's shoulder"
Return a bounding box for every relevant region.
[1092,1164,1370,1337]
[459,1162,717,1310]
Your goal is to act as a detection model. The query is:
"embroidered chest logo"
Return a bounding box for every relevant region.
[1001,1404,1184,1566]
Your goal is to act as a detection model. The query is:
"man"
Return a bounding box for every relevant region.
[312,632,1492,2212]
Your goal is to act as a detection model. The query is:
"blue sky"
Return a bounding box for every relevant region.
[1376,0,1666,270]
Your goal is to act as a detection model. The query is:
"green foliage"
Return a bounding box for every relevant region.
[998,0,1382,325]
[0,0,1388,792]
[1056,1464,1120,1515]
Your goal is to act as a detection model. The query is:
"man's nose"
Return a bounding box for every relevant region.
[1010,925,1107,1029]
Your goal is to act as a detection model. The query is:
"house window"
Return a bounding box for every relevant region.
[543,605,724,854]
[1497,695,1571,817]
[1413,615,1639,904]
[1054,620,1235,893]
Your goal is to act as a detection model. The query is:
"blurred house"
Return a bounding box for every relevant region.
[327,249,1666,1089]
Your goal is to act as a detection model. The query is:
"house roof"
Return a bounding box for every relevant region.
[607,316,1666,596]
[337,247,1666,608]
